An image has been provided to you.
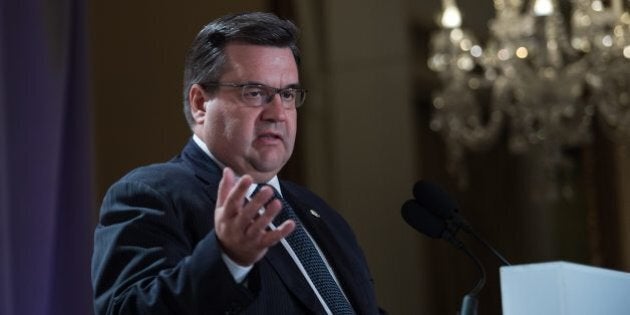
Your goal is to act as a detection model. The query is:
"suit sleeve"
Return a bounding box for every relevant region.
[91,180,256,315]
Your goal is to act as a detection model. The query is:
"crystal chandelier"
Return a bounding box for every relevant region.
[428,0,630,188]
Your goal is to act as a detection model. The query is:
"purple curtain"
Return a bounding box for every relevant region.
[0,0,93,314]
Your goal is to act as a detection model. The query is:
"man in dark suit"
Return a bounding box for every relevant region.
[92,12,384,314]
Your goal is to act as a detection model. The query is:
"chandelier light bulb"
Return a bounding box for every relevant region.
[450,28,464,41]
[601,35,613,47]
[591,0,604,12]
[470,45,483,57]
[533,0,554,16]
[497,48,511,60]
[441,1,462,28]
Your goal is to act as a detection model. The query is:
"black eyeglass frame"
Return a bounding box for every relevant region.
[200,82,307,108]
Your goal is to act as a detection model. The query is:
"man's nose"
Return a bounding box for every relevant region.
[261,94,287,121]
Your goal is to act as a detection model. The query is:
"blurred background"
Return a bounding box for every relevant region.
[2,0,630,314]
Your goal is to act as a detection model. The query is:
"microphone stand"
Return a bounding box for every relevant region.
[464,226,511,266]
[458,245,486,315]
[447,214,511,267]
[441,223,485,315]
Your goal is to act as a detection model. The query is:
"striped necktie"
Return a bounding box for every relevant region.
[255,184,355,314]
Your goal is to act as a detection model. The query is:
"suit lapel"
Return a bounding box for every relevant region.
[264,244,327,313]
[180,138,222,202]
[281,186,373,314]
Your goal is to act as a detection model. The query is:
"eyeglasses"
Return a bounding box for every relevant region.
[202,82,307,108]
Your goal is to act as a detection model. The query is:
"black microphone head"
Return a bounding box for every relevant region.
[413,180,459,219]
[401,199,445,239]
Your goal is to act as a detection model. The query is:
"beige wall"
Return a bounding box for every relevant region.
[296,1,425,313]
[295,1,425,313]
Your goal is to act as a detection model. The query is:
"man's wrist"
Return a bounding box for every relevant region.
[221,252,253,283]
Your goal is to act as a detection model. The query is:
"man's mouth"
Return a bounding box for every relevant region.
[257,132,283,142]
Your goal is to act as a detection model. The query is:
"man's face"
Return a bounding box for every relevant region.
[198,43,298,182]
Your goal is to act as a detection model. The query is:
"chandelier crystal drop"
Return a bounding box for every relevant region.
[428,0,630,190]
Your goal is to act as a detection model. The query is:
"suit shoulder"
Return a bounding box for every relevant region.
[102,157,203,203]
[120,158,192,185]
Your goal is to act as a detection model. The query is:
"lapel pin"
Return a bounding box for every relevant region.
[309,209,320,218]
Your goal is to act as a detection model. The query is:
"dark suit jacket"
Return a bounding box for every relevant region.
[92,139,383,314]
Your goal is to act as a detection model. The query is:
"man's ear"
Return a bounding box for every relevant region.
[189,84,208,125]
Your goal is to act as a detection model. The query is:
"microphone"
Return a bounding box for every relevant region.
[401,200,462,248]
[401,199,485,315]
[412,180,511,266]
[413,181,470,230]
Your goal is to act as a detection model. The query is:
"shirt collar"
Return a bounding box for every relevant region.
[192,134,282,196]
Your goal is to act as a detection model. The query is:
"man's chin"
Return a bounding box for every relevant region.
[251,158,289,176]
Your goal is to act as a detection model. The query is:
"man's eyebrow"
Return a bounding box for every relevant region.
[243,81,303,89]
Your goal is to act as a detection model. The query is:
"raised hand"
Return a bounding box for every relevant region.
[214,167,296,266]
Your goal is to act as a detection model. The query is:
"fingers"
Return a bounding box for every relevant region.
[244,198,282,238]
[220,170,254,219]
[214,170,298,265]
[216,167,235,207]
[243,197,297,248]
[262,219,296,247]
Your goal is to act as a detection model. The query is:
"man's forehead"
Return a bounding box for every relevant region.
[221,43,299,84]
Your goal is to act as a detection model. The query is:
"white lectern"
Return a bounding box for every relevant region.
[500,261,630,315]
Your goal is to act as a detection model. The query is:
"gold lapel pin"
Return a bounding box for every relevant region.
[309,209,320,218]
